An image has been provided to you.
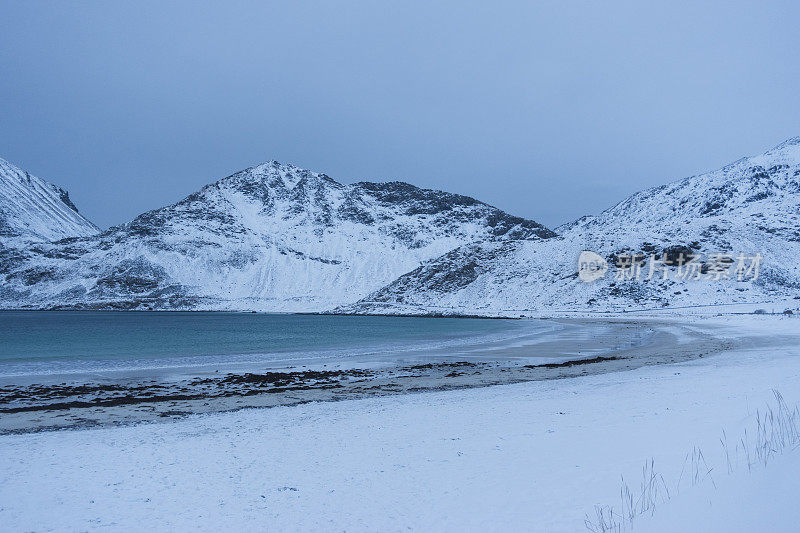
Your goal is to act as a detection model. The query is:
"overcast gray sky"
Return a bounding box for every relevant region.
[1,0,799,230]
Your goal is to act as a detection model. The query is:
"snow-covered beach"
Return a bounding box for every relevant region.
[1,313,798,531]
[0,316,727,433]
[3,2,800,530]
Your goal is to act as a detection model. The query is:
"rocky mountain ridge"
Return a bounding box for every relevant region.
[0,158,98,247]
[344,138,800,315]
[3,137,799,315]
[0,160,553,311]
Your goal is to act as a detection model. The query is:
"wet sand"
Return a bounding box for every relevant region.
[0,318,781,434]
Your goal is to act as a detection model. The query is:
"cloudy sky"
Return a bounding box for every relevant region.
[1,0,799,229]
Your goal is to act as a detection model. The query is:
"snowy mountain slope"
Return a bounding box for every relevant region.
[0,158,99,246]
[346,138,800,315]
[0,161,554,311]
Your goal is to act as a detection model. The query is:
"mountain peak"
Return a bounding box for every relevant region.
[222,160,339,191]
[0,156,99,245]
[1,154,557,311]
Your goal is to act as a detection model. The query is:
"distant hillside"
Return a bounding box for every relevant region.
[345,138,800,315]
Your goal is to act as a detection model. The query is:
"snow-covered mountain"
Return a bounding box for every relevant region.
[346,138,800,315]
[0,158,99,247]
[0,160,554,311]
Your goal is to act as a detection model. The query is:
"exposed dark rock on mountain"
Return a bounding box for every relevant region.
[346,138,800,314]
[0,160,553,311]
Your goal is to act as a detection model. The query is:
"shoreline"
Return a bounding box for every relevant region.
[2,295,796,319]
[0,317,772,435]
[2,314,799,531]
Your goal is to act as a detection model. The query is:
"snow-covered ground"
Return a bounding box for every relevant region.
[0,315,798,531]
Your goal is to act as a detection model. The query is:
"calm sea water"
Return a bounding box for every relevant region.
[0,311,539,376]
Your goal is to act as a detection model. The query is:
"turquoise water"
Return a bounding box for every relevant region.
[0,311,535,376]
